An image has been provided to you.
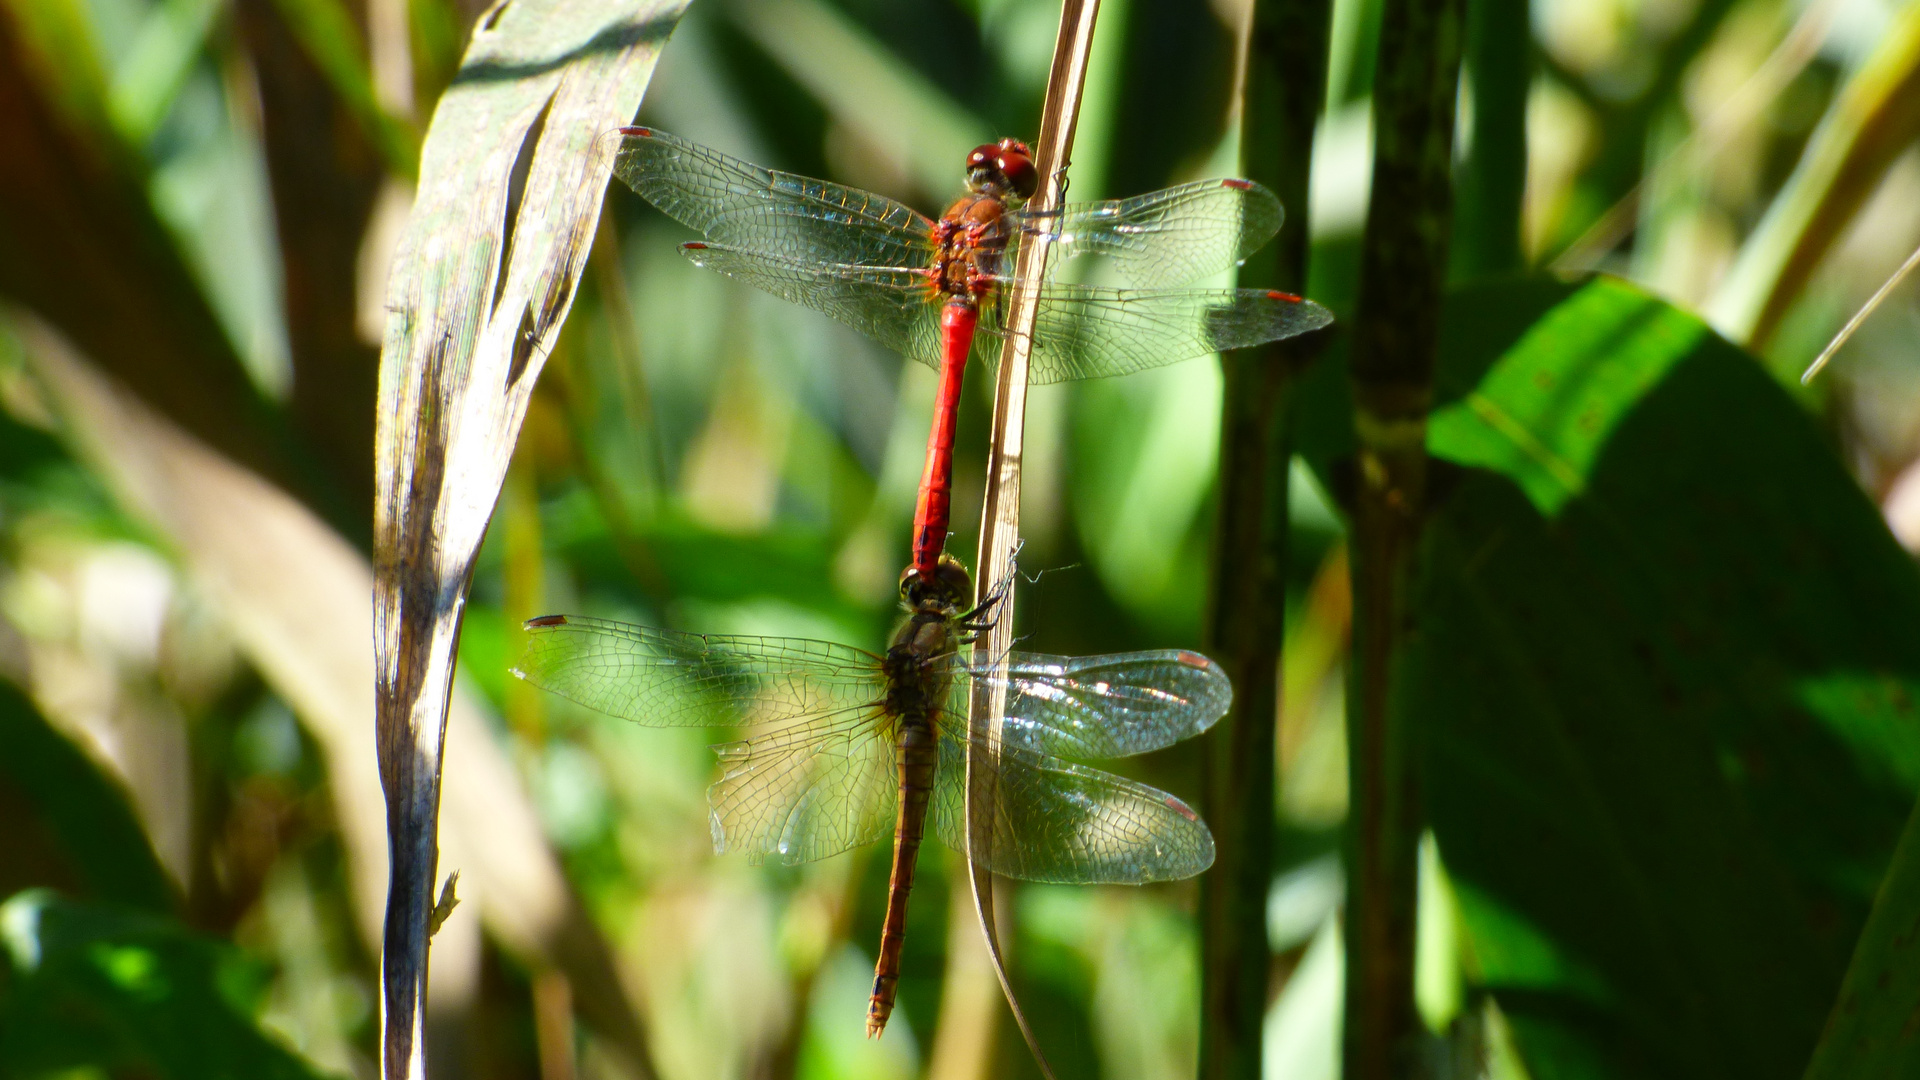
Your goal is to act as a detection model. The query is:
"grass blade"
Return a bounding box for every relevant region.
[236,0,389,536]
[1449,0,1529,280]
[1800,238,1920,383]
[0,11,335,526]
[720,0,988,200]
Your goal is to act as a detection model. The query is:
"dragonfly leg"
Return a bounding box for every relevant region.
[955,578,1011,632]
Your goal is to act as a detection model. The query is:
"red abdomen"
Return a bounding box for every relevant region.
[910,303,977,577]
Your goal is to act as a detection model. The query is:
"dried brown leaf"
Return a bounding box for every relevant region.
[371,2,687,1076]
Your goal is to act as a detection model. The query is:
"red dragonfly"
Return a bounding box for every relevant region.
[612,128,1332,584]
[514,556,1228,1036]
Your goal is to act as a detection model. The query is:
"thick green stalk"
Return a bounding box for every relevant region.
[1450,0,1529,280]
[1197,2,1329,1079]
[1343,0,1464,1074]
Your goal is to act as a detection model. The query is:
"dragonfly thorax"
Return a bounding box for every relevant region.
[932,194,1013,299]
[880,607,958,735]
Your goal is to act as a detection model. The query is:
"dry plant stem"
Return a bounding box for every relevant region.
[1198,0,1329,1077]
[1344,0,1464,1073]
[373,5,683,1078]
[965,2,1099,1076]
[1801,238,1920,383]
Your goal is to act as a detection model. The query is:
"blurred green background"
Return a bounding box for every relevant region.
[3,0,1920,1076]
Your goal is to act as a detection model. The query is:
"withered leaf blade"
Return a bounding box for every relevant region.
[372,2,688,1077]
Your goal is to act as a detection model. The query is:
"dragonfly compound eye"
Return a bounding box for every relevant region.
[995,141,1037,200]
[933,554,973,603]
[964,143,1007,195]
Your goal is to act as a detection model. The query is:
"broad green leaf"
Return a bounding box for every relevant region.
[1418,277,1920,1078]
[0,890,331,1079]
[1304,275,1920,1077]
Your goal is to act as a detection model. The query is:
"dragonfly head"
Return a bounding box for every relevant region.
[965,139,1037,202]
[899,554,973,615]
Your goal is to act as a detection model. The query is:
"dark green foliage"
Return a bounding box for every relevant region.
[1803,800,1920,1079]
[0,683,175,913]
[0,890,331,1079]
[1310,275,1920,1077]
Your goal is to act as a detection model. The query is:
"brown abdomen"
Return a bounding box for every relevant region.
[866,717,938,1037]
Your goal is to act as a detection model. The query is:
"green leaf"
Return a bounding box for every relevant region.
[1302,275,1920,1077]
[107,0,221,143]
[0,890,332,1079]
[0,683,174,914]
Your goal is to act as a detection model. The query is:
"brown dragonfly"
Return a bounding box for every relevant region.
[513,556,1228,1036]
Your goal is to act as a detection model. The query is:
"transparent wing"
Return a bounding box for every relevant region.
[513,615,886,728]
[710,708,898,865]
[516,615,900,865]
[971,650,1232,759]
[679,243,947,364]
[1016,178,1283,288]
[927,727,1214,884]
[681,244,1333,385]
[983,281,1335,384]
[614,127,934,268]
